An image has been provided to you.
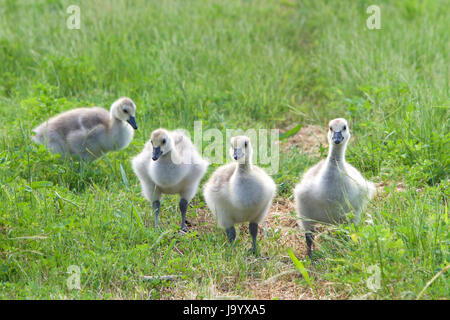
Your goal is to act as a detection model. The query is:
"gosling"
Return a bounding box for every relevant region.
[294,118,375,258]
[132,128,208,232]
[32,97,138,161]
[203,136,276,254]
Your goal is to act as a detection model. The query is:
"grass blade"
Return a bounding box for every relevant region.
[119,163,129,191]
[158,239,177,270]
[416,264,450,300]
[279,124,302,140]
[131,203,143,228]
[288,248,315,295]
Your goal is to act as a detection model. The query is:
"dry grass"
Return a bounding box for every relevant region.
[187,206,217,234]
[282,124,327,156]
[375,181,406,193]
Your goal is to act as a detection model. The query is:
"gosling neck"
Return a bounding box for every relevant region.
[162,149,181,164]
[236,158,252,173]
[110,115,127,130]
[327,142,346,165]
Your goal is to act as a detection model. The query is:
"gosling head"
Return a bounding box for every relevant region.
[230,136,252,165]
[328,118,350,147]
[150,129,173,161]
[111,97,138,130]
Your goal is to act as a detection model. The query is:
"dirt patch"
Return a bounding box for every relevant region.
[375,181,406,193]
[282,124,327,156]
[246,272,345,300]
[266,197,307,252]
[247,273,313,299]
[188,206,216,234]
[269,197,298,228]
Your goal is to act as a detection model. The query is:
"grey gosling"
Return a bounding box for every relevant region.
[32,97,137,161]
[203,136,276,254]
[132,128,208,232]
[294,118,376,258]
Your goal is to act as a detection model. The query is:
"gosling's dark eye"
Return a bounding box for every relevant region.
[330,126,333,131]
[162,139,166,144]
[245,141,248,148]
[343,125,347,130]
[124,109,128,114]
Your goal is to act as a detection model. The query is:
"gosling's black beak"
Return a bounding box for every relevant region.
[233,148,243,160]
[127,116,138,130]
[152,147,162,161]
[332,131,344,144]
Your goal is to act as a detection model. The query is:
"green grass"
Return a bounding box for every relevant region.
[0,0,448,299]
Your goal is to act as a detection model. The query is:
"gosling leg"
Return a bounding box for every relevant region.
[225,226,236,243]
[152,200,160,228]
[305,230,315,259]
[179,198,188,232]
[249,222,258,254]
